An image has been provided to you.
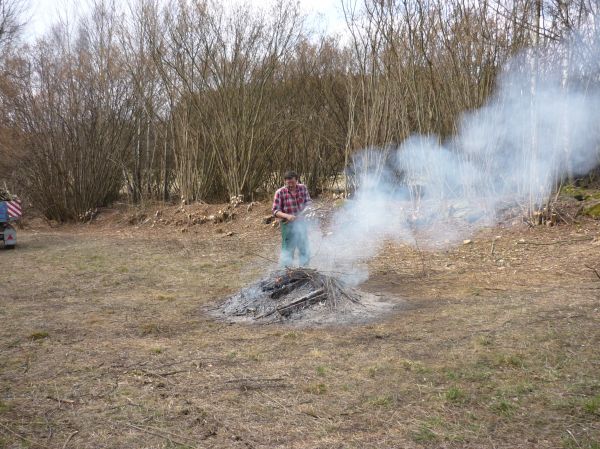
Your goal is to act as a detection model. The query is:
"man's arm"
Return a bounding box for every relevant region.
[275,210,296,221]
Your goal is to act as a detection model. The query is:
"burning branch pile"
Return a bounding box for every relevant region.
[216,268,371,324]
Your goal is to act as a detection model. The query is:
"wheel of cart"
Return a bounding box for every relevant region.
[0,199,21,249]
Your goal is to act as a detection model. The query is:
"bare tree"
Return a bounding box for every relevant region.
[120,0,172,203]
[269,36,352,194]
[0,0,24,54]
[143,0,220,202]
[0,0,25,187]
[11,1,135,220]
[200,0,303,199]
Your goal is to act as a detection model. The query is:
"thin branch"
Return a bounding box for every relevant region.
[62,430,79,449]
[516,237,594,246]
[0,422,52,449]
[585,264,600,281]
[113,421,199,447]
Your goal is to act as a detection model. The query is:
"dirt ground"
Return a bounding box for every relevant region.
[1,198,599,449]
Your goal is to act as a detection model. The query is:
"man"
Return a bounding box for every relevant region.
[272,171,311,267]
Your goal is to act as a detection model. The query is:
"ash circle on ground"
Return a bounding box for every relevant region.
[211,268,398,326]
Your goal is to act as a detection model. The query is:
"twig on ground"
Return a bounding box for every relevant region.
[585,265,600,281]
[46,396,75,404]
[257,391,293,416]
[115,421,199,447]
[565,429,582,449]
[225,377,284,383]
[516,237,594,246]
[62,430,79,449]
[0,422,52,449]
[125,397,141,407]
[152,358,220,371]
[137,368,186,379]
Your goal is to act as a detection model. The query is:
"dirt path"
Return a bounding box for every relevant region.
[1,208,599,448]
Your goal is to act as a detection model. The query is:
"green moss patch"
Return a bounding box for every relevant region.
[29,331,49,341]
[583,202,600,219]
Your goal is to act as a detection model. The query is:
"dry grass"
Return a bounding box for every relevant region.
[0,202,599,448]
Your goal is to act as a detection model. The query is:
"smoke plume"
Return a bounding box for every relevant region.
[308,30,600,284]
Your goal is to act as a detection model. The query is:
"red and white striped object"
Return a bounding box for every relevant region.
[7,200,21,219]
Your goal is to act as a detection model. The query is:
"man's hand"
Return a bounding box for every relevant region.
[286,214,296,222]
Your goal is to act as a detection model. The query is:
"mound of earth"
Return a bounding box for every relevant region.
[212,268,396,326]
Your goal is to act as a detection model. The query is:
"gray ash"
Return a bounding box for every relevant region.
[214,268,394,325]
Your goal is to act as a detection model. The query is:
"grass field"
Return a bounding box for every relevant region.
[0,202,599,448]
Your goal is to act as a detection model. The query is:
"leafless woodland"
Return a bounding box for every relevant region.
[1,0,600,220]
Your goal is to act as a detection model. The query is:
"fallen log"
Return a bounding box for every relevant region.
[276,288,327,317]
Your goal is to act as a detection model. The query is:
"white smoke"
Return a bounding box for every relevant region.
[308,30,600,284]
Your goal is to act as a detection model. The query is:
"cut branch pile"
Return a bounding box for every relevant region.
[0,187,18,201]
[217,268,364,323]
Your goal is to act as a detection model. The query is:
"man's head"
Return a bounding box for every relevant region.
[284,171,299,189]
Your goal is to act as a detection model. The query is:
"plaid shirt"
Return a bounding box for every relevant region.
[272,184,311,217]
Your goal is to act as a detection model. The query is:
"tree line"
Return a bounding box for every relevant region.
[0,0,598,221]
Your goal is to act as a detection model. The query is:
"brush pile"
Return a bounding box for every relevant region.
[0,187,18,201]
[216,268,380,325]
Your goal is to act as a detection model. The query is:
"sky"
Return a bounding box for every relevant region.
[25,0,349,42]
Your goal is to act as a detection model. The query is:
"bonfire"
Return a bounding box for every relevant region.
[216,267,372,324]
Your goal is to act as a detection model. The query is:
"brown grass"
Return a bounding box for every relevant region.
[0,201,599,448]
